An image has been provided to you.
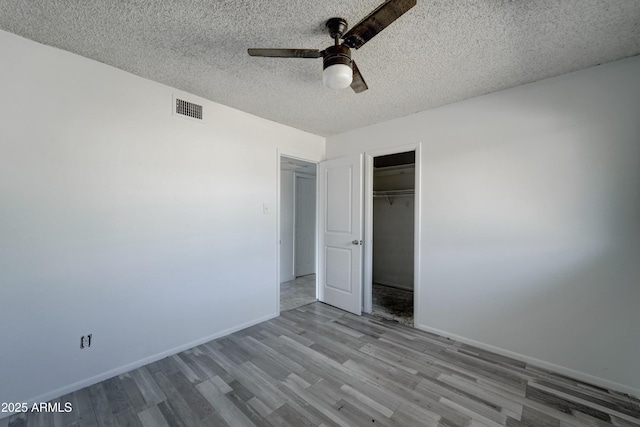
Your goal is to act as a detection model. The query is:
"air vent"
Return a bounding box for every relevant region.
[175,98,203,120]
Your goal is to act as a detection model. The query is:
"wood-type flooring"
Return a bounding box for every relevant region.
[3,302,639,426]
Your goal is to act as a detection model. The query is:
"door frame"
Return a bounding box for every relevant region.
[276,151,319,314]
[363,143,422,325]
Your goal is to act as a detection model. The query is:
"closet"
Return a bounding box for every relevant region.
[372,151,415,325]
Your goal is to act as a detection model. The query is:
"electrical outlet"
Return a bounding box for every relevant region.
[80,334,92,349]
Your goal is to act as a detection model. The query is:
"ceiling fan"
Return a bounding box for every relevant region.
[248,0,416,93]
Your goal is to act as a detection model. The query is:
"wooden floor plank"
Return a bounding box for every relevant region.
[178,350,217,381]
[113,407,142,427]
[87,383,118,427]
[416,377,508,425]
[6,413,26,427]
[152,371,203,426]
[136,405,169,427]
[170,355,201,384]
[240,335,321,386]
[118,373,148,414]
[73,387,98,427]
[280,376,352,427]
[196,379,256,427]
[129,367,166,407]
[223,390,273,427]
[52,393,78,427]
[265,402,317,427]
[389,402,440,427]
[166,371,215,420]
[102,377,133,416]
[156,400,186,427]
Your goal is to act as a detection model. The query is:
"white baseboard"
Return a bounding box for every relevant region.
[416,323,640,399]
[0,312,279,420]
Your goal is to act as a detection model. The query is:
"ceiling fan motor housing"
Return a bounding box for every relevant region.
[326,17,348,39]
[323,45,352,70]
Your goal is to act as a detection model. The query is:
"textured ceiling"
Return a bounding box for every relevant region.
[1,1,639,136]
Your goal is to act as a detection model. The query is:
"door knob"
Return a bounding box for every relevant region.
[352,240,363,245]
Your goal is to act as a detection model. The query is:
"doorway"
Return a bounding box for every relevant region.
[369,151,416,325]
[279,156,317,312]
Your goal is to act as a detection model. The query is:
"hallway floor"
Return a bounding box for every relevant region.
[280,274,316,312]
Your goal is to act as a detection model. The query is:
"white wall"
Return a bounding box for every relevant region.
[373,168,415,290]
[294,174,317,277]
[0,29,324,406]
[280,170,295,282]
[328,56,640,395]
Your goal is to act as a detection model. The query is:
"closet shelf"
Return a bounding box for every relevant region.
[373,189,414,205]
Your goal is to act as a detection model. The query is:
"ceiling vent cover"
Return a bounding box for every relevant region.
[175,98,203,120]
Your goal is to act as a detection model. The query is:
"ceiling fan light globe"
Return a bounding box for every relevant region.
[323,63,353,90]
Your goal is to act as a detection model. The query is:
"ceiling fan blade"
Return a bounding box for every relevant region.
[247,48,323,58]
[351,61,368,93]
[342,0,416,49]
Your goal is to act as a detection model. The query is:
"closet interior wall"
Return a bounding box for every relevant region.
[373,163,415,291]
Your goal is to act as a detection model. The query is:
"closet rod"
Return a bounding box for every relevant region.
[373,189,414,205]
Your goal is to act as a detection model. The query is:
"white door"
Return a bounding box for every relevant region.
[295,174,316,277]
[318,154,363,315]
